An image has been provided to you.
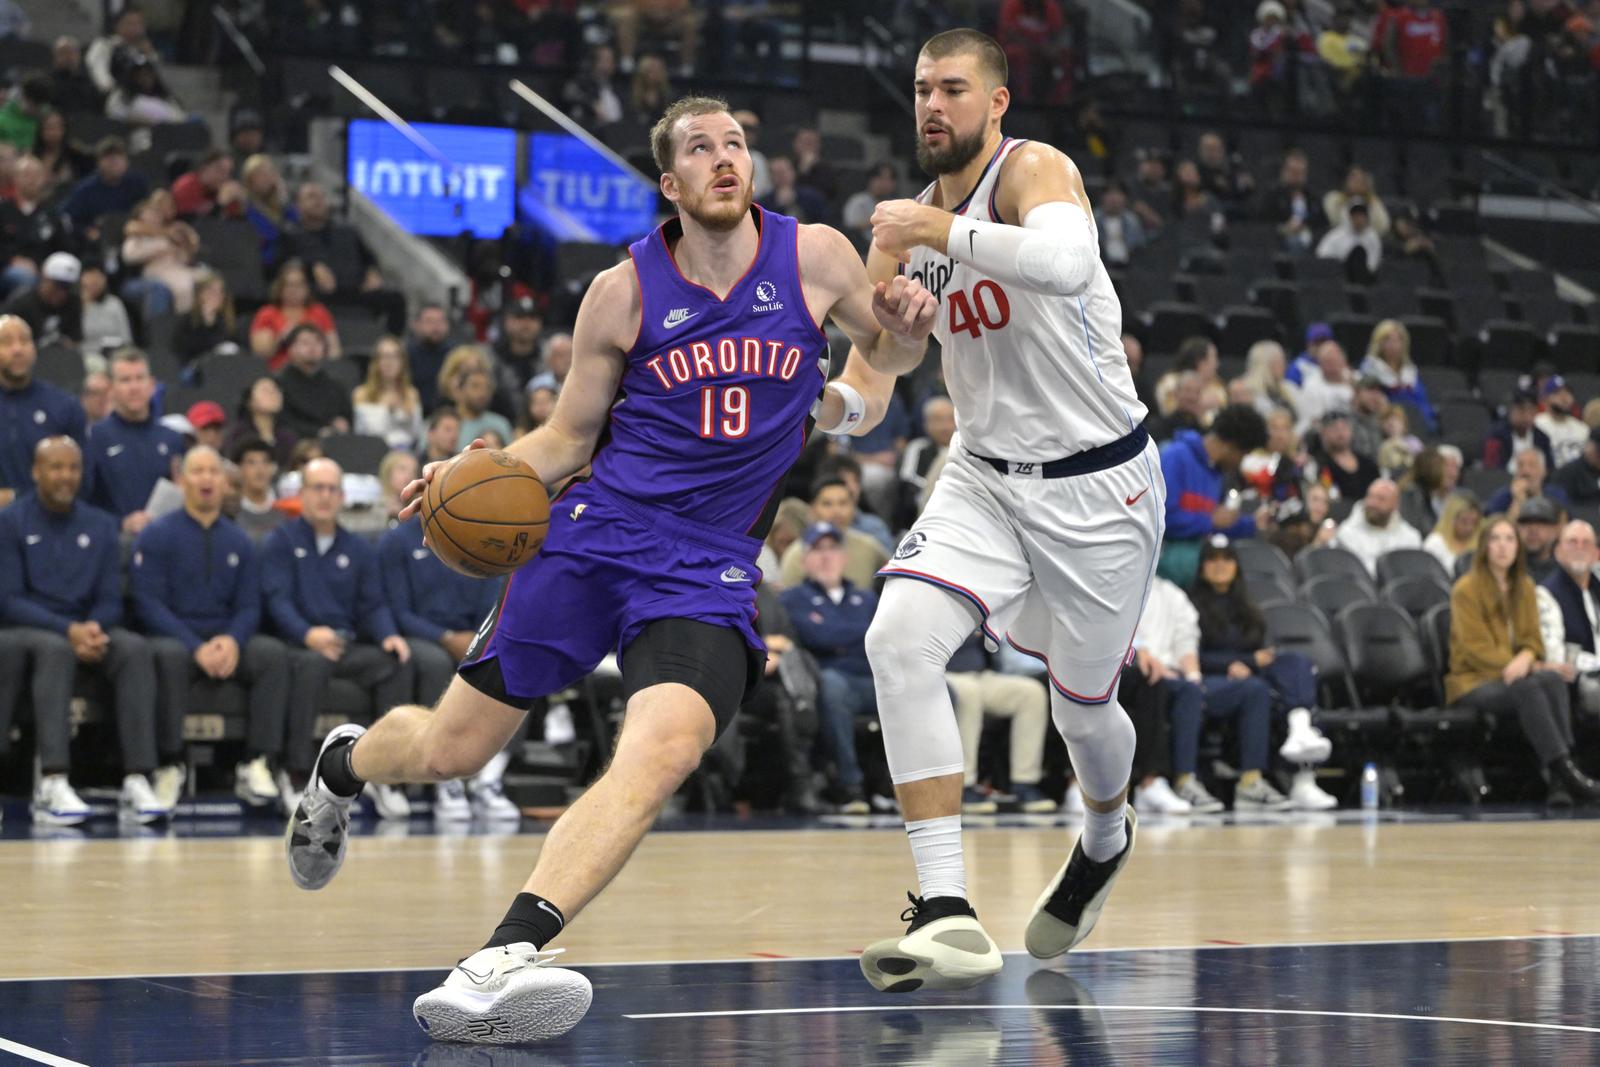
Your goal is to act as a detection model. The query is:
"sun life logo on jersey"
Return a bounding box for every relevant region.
[751,280,783,313]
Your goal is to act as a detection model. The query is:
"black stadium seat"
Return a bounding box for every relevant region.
[1548,325,1600,374]
[320,433,391,476]
[1477,319,1540,370]
[1217,305,1280,350]
[1336,602,1440,707]
[1383,574,1451,620]
[1261,602,1360,710]
[196,353,268,401]
[1141,302,1211,355]
[1305,573,1375,619]
[1376,547,1452,589]
[1294,545,1375,592]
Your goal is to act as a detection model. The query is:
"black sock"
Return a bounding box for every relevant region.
[485,892,565,950]
[318,736,364,798]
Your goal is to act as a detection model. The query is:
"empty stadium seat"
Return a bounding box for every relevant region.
[1261,602,1360,710]
[1376,547,1452,589]
[196,353,268,401]
[1217,306,1281,351]
[319,433,390,475]
[1305,573,1375,619]
[1548,325,1600,374]
[1141,302,1211,355]
[1336,602,1441,707]
[1398,315,1450,365]
[1327,312,1377,360]
[1294,545,1375,591]
[1477,320,1541,369]
[1383,574,1451,620]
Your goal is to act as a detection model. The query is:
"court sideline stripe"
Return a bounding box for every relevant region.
[0,932,1593,983]
[0,1036,91,1066]
[622,1002,1600,1035]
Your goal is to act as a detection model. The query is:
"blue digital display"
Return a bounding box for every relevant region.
[347,119,517,238]
[522,132,656,245]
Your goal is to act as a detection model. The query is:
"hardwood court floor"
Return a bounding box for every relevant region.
[4,815,1598,980]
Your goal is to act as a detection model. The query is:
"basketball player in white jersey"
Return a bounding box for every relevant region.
[850,29,1164,992]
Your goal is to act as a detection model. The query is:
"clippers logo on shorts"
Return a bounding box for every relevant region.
[893,531,927,560]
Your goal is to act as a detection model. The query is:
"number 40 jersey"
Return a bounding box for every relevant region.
[905,137,1147,460]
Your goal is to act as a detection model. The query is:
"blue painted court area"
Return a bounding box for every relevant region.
[2,937,1595,1066]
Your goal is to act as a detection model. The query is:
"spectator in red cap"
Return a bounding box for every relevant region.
[186,400,226,451]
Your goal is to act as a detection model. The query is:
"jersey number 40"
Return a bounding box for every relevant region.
[947,280,1011,339]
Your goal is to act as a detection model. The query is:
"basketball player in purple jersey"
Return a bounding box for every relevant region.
[283,96,937,1044]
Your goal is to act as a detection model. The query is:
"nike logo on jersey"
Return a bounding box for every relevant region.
[662,308,698,330]
[1125,487,1150,507]
[720,566,751,584]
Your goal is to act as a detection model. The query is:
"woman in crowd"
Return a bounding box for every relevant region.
[121,189,200,317]
[173,269,240,366]
[225,375,297,468]
[1182,536,1337,811]
[517,372,559,436]
[1155,336,1228,418]
[1446,517,1600,805]
[80,264,132,350]
[1242,339,1300,422]
[1323,165,1391,236]
[33,111,92,191]
[352,336,424,452]
[1360,319,1438,434]
[240,153,294,265]
[250,260,340,371]
[1424,491,1484,574]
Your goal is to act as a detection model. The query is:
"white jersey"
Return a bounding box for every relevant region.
[906,137,1146,459]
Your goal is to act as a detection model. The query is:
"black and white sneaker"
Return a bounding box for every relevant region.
[1025,806,1137,959]
[860,893,1002,993]
[413,943,592,1044]
[284,724,365,890]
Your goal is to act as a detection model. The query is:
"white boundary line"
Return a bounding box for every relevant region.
[0,1036,90,1066]
[0,932,1593,984]
[622,1003,1600,1035]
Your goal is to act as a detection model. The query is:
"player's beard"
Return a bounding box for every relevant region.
[679,174,753,233]
[916,120,987,176]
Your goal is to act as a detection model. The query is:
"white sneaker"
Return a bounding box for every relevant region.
[235,756,280,807]
[413,943,593,1044]
[1026,806,1138,958]
[1174,775,1226,814]
[469,750,522,821]
[434,779,473,821]
[151,764,186,810]
[1234,776,1293,811]
[1133,776,1193,814]
[365,781,412,821]
[284,723,366,890]
[860,894,1003,992]
[1279,709,1333,765]
[120,773,171,824]
[275,769,303,817]
[32,774,90,826]
[1062,785,1085,816]
[1289,769,1339,810]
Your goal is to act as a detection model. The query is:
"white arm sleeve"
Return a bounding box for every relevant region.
[944,201,1098,297]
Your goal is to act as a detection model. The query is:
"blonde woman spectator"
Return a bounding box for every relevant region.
[121,189,199,315]
[250,261,340,372]
[240,153,293,265]
[435,344,492,410]
[352,336,424,452]
[1359,318,1437,433]
[1242,339,1299,420]
[759,498,811,590]
[1323,165,1391,236]
[1424,491,1483,573]
[173,269,239,365]
[377,450,419,523]
[1155,336,1227,417]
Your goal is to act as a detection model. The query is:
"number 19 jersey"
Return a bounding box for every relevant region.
[905,137,1147,460]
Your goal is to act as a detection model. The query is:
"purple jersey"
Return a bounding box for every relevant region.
[588,207,829,537]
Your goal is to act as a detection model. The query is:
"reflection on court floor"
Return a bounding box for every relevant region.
[2,937,1595,1065]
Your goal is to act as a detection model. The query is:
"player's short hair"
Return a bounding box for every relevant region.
[230,435,274,465]
[109,346,148,372]
[650,95,734,175]
[1209,404,1270,454]
[919,29,1009,89]
[428,405,461,428]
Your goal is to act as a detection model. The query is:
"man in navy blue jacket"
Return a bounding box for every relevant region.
[379,514,517,819]
[86,347,184,536]
[1156,404,1269,587]
[0,315,85,510]
[780,521,880,813]
[133,446,292,810]
[0,436,169,825]
[261,457,413,804]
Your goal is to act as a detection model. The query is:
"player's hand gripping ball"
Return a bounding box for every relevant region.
[419,449,550,578]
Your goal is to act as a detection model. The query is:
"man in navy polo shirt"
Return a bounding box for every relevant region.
[379,514,518,820]
[0,315,85,510]
[0,435,169,825]
[133,446,293,811]
[85,347,184,536]
[261,457,413,814]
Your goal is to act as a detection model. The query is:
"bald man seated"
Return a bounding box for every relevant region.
[131,446,294,811]
[0,436,172,826]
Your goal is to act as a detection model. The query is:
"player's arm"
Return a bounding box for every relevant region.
[870,141,1099,299]
[799,224,935,435]
[397,266,630,519]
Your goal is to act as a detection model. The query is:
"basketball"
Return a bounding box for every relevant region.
[421,449,549,579]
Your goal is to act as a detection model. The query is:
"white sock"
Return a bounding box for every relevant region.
[1080,804,1127,863]
[906,815,965,900]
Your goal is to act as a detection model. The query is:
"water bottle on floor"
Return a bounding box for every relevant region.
[1360,763,1380,811]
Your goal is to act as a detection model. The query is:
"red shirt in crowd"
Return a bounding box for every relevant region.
[1388,5,1447,78]
[251,302,337,372]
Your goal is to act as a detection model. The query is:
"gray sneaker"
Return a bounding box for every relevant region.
[285,724,367,890]
[1233,776,1293,811]
[1174,776,1225,814]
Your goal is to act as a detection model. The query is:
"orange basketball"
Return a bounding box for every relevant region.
[421,449,549,579]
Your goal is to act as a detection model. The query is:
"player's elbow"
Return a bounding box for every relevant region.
[1018,231,1096,298]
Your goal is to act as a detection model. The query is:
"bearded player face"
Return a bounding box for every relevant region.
[913,51,1005,176]
[666,113,754,232]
